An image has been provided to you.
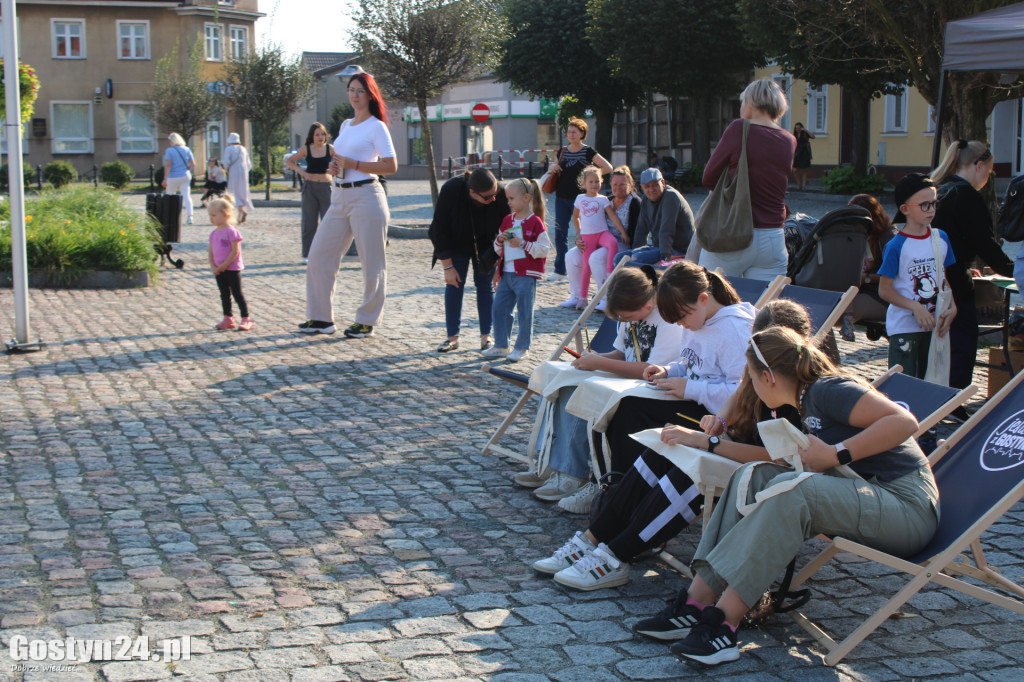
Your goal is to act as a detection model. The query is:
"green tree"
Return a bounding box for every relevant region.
[497,0,642,163]
[736,0,909,174]
[222,44,314,199]
[328,103,355,140]
[148,39,221,143]
[353,0,506,204]
[588,0,760,166]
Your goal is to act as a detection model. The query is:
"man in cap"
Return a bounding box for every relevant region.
[615,167,694,266]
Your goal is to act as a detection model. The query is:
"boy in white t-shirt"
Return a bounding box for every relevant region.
[878,173,957,378]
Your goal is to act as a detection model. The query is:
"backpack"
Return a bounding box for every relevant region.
[997,174,1024,242]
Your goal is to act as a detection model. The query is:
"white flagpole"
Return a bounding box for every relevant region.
[2,0,36,350]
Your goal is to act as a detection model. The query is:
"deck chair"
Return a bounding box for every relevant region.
[482,258,628,463]
[722,273,789,307]
[778,284,858,343]
[870,365,977,438]
[786,368,1024,666]
[787,206,873,291]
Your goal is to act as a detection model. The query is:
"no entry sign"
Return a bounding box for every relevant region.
[471,102,490,122]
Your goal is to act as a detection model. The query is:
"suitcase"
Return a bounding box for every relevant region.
[146,193,185,268]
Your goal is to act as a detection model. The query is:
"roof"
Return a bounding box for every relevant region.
[302,52,358,72]
[943,2,1024,71]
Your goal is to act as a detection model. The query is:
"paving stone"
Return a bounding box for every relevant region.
[250,647,318,669]
[220,614,288,632]
[462,609,521,630]
[100,661,172,681]
[173,652,255,676]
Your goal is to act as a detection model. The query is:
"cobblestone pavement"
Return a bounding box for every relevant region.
[0,182,1021,681]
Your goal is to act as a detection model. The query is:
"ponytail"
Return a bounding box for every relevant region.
[657,261,740,324]
[706,269,740,306]
[605,264,659,319]
[746,326,840,413]
[526,178,546,224]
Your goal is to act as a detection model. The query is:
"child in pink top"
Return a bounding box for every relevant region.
[574,166,626,304]
[208,196,254,331]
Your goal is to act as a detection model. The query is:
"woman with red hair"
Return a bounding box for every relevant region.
[300,68,398,338]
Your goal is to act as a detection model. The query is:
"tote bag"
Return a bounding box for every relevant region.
[924,228,952,386]
[696,120,754,253]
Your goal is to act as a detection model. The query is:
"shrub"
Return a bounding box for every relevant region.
[43,161,77,189]
[0,164,36,191]
[100,161,135,190]
[0,187,161,284]
[249,166,266,186]
[674,162,705,189]
[820,165,887,195]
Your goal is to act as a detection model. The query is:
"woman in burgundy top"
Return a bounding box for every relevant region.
[698,79,795,279]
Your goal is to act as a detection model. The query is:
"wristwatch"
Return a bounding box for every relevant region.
[707,436,720,454]
[835,441,853,466]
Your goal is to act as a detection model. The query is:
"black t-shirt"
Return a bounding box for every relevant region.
[801,376,927,481]
[555,145,598,199]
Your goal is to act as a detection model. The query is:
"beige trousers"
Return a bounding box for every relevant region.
[305,182,389,326]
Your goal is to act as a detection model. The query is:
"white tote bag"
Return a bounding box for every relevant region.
[923,229,952,386]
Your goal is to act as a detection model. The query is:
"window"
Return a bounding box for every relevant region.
[807,84,828,134]
[925,104,936,134]
[773,75,792,132]
[52,19,85,58]
[229,26,247,60]
[51,102,92,153]
[207,122,224,162]
[116,103,154,153]
[205,23,223,61]
[117,21,148,60]
[884,85,908,133]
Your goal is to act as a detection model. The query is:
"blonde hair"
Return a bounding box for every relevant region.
[577,164,602,191]
[740,79,789,121]
[507,177,546,225]
[931,139,991,183]
[207,195,237,224]
[168,132,186,147]
[610,165,635,192]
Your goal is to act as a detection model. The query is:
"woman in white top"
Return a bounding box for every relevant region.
[299,68,398,338]
[223,133,254,224]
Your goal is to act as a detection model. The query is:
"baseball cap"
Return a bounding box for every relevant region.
[893,173,936,223]
[640,167,663,185]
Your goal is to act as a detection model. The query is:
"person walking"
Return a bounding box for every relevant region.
[299,68,397,338]
[429,168,510,353]
[223,133,255,224]
[162,133,195,225]
[698,79,795,278]
[287,122,335,264]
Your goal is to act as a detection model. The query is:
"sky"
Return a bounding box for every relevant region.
[256,0,357,57]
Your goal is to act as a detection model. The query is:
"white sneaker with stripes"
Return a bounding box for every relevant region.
[552,543,629,591]
[532,531,595,575]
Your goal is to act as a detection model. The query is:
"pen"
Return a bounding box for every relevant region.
[563,346,582,358]
[676,413,702,426]
[583,326,591,352]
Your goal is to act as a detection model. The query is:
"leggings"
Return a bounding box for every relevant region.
[215,270,248,318]
[580,231,619,298]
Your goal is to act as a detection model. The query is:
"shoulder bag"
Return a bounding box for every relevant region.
[540,148,564,195]
[696,120,754,253]
[923,228,952,386]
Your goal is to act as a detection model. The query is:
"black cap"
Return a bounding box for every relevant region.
[893,173,936,223]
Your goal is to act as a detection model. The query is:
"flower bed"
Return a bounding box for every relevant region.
[0,187,161,287]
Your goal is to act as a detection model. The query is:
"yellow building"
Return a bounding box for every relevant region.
[5,0,263,178]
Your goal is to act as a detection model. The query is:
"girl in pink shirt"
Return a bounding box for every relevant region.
[573,166,626,305]
[208,196,254,331]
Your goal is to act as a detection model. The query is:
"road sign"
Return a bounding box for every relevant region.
[471,102,490,122]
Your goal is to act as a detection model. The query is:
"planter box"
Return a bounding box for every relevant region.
[0,270,151,289]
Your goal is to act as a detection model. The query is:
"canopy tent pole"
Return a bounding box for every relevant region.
[3,0,42,353]
[930,70,948,171]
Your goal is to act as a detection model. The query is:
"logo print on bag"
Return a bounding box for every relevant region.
[980,409,1024,472]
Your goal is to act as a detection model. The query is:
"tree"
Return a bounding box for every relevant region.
[353,0,506,205]
[148,39,221,144]
[328,103,355,140]
[497,0,643,165]
[736,0,909,175]
[222,44,314,200]
[588,0,761,166]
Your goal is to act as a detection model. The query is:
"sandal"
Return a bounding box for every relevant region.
[437,339,459,353]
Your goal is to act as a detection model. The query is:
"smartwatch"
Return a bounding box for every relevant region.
[707,436,720,454]
[835,441,852,466]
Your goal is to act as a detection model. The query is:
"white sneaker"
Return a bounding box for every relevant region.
[575,298,588,310]
[595,298,607,312]
[547,272,566,282]
[553,543,629,591]
[558,481,599,515]
[533,531,596,575]
[534,472,583,502]
[186,216,194,225]
[513,469,550,488]
[559,296,582,308]
[481,346,509,358]
[302,257,308,265]
[507,349,529,363]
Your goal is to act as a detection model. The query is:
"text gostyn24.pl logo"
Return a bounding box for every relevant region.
[980,410,1024,472]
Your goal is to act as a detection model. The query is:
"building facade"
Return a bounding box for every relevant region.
[4,0,262,177]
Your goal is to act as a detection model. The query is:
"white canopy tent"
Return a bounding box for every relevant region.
[932,2,1024,166]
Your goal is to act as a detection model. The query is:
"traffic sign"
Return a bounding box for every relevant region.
[471,102,490,122]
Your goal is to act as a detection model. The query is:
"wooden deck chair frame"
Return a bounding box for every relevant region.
[482,258,630,464]
[786,368,1024,666]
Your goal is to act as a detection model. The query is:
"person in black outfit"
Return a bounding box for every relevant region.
[931,140,1014,389]
[429,169,510,352]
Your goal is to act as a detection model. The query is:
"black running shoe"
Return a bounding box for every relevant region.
[632,590,703,641]
[344,323,373,338]
[298,320,336,334]
[670,606,739,665]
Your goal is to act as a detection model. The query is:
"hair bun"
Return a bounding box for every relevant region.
[957,139,968,149]
[639,263,659,285]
